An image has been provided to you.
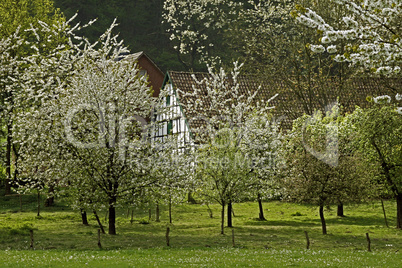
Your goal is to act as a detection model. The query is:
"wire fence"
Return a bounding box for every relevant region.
[1,192,40,212]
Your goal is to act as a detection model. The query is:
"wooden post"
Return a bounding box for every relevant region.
[97,229,102,249]
[304,231,310,250]
[156,202,160,222]
[366,233,371,252]
[130,210,134,225]
[37,191,40,217]
[232,229,235,247]
[30,230,34,249]
[381,199,389,228]
[166,227,170,247]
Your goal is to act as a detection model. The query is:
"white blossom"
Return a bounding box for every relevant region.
[373,95,392,104]
[310,44,325,53]
[296,0,402,75]
[327,45,337,54]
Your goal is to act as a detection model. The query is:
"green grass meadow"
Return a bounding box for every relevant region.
[0,192,401,267]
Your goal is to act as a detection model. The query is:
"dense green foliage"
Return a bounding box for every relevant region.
[282,106,376,234]
[350,102,402,228]
[0,0,64,37]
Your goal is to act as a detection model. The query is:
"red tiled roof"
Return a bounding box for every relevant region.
[167,71,401,130]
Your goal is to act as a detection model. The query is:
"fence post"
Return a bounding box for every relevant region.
[232,229,235,247]
[166,227,170,247]
[366,233,371,252]
[304,231,310,250]
[30,230,34,249]
[98,229,102,249]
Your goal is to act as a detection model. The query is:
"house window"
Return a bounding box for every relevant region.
[167,120,173,135]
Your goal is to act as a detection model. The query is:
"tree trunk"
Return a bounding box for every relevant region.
[187,191,196,204]
[169,198,172,224]
[206,203,213,218]
[258,194,266,221]
[12,143,19,181]
[93,210,105,234]
[227,202,233,227]
[37,191,40,217]
[221,202,225,235]
[337,202,344,217]
[80,209,89,225]
[397,193,402,229]
[319,205,327,235]
[5,123,12,195]
[44,196,54,207]
[45,185,55,207]
[108,198,116,235]
[156,202,160,222]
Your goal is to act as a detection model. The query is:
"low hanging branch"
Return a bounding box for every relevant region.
[93,210,105,234]
[381,199,389,228]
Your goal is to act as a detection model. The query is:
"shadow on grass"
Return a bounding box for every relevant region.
[244,214,393,228]
[244,218,319,227]
[325,215,393,227]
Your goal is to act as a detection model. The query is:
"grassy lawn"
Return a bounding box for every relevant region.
[0,248,400,267]
[0,191,401,267]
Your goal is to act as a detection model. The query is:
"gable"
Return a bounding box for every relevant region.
[126,52,164,97]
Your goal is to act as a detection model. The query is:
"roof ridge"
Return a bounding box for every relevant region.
[168,70,399,80]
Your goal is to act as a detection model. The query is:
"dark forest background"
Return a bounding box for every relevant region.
[54,0,183,72]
